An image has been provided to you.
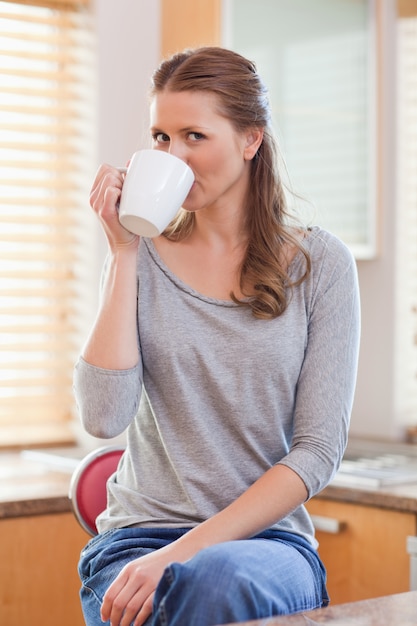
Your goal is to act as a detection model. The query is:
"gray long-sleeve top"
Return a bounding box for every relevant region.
[74,226,360,545]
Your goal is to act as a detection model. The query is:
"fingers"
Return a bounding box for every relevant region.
[88,163,138,248]
[101,569,154,626]
[102,588,153,626]
[134,593,154,626]
[100,546,171,625]
[90,164,124,218]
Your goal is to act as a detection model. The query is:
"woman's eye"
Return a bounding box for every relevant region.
[153,132,170,143]
[188,132,205,141]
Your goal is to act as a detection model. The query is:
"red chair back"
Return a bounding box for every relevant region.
[69,446,124,536]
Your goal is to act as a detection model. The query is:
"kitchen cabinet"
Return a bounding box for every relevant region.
[307,498,417,604]
[2,447,417,621]
[0,512,88,626]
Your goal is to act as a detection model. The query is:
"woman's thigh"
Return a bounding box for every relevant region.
[153,531,328,626]
[78,528,327,626]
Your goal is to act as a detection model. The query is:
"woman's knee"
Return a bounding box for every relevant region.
[153,540,324,624]
[153,542,278,625]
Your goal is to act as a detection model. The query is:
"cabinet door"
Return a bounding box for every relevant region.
[307,498,417,604]
[0,512,88,626]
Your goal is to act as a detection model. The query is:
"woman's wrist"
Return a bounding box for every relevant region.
[108,234,140,256]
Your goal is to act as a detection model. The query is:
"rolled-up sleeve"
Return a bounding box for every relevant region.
[73,356,143,438]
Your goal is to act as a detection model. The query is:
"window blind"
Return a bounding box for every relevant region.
[0,0,96,447]
[394,10,417,427]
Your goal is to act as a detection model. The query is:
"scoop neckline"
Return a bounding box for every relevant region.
[143,227,317,306]
[143,238,240,307]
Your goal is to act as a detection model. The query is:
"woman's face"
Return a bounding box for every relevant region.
[149,90,262,215]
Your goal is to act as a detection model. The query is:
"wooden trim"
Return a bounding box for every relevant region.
[160,0,222,59]
[397,0,417,17]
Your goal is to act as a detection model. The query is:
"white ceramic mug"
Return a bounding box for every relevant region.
[118,149,195,238]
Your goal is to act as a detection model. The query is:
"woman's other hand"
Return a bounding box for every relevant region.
[100,542,182,626]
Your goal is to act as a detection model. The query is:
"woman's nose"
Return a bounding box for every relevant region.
[168,142,188,163]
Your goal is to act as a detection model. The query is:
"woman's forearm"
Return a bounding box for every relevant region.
[82,243,139,370]
[172,464,308,560]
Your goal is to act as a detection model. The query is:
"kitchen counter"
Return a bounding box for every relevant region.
[225,590,417,625]
[2,441,415,624]
[2,437,417,519]
[318,437,417,514]
[0,447,87,518]
[319,476,417,514]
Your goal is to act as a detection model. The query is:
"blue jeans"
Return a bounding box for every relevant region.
[78,527,329,626]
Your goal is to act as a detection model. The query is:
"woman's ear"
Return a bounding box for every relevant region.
[243,128,264,161]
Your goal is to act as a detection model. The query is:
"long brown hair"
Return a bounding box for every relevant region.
[151,47,310,319]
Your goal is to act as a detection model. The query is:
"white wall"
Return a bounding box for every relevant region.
[93,0,160,265]
[74,0,160,448]
[95,0,160,163]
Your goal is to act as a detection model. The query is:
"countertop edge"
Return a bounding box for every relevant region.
[317,484,417,514]
[3,439,417,519]
[0,495,72,520]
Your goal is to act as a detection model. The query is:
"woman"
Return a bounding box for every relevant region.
[74,47,360,626]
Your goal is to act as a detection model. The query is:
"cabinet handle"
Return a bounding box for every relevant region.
[407,536,417,591]
[311,514,346,534]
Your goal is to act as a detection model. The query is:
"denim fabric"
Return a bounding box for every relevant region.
[78,527,329,626]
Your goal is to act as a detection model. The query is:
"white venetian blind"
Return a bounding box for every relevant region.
[0,0,96,447]
[395,3,417,428]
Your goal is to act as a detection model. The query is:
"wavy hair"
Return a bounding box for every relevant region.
[150,47,310,319]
